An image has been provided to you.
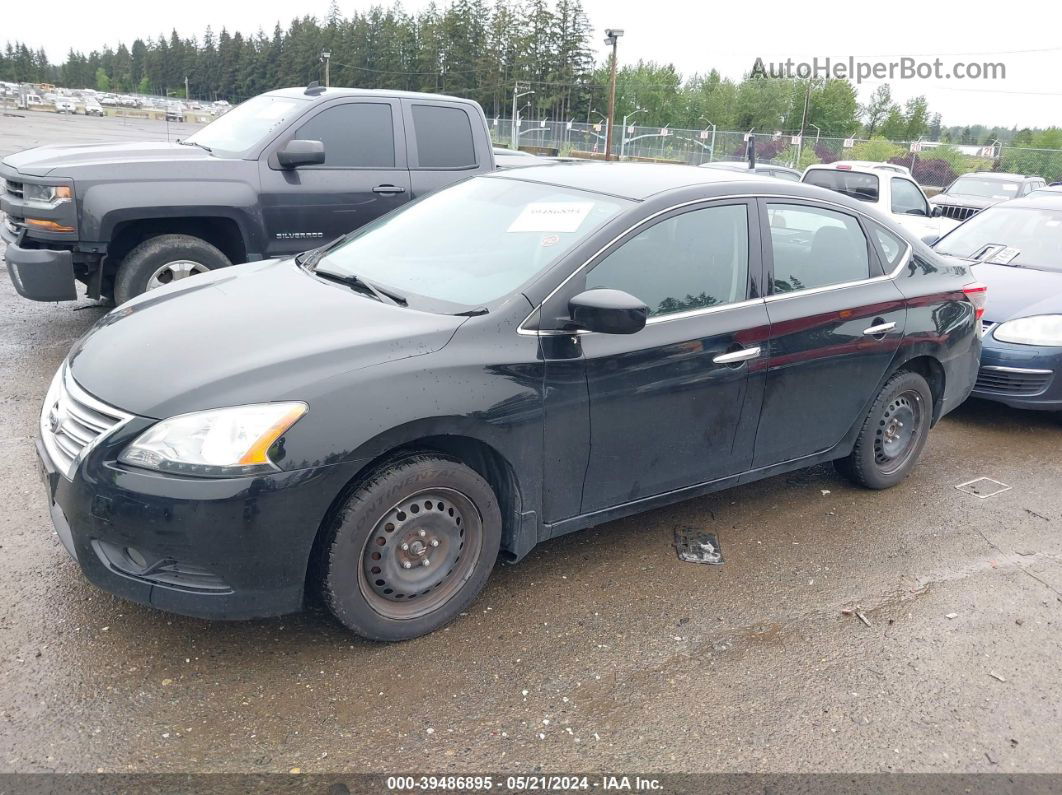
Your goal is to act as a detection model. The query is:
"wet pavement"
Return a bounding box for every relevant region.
[1,114,1060,775]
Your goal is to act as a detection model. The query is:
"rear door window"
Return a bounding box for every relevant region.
[766,203,871,293]
[411,104,477,169]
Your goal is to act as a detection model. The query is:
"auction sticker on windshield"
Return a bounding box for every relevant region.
[508,202,594,233]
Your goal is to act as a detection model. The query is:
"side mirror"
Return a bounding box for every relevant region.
[931,205,943,217]
[568,289,647,335]
[277,139,325,168]
[921,234,940,247]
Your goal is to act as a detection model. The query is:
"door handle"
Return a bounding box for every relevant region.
[713,346,761,365]
[862,321,897,336]
[372,184,407,195]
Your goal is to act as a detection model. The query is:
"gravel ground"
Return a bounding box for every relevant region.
[0,112,1060,776]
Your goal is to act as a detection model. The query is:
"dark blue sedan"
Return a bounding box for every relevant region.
[934,192,1062,412]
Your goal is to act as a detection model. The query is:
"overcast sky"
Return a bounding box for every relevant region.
[8,0,1061,128]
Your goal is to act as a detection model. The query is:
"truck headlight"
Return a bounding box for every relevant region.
[119,402,307,477]
[23,184,73,204]
[992,315,1062,347]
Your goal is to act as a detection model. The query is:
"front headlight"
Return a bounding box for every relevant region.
[992,315,1062,346]
[23,183,73,205]
[119,402,307,477]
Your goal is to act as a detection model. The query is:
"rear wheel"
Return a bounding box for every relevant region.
[320,455,501,641]
[113,233,231,304]
[835,370,933,490]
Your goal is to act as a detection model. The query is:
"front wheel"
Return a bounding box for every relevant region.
[113,233,231,304]
[835,370,933,490]
[319,455,502,641]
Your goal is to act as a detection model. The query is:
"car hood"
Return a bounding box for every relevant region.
[969,262,1062,322]
[930,194,999,210]
[2,141,214,177]
[68,259,465,419]
[894,213,959,239]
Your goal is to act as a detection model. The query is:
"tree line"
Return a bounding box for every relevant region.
[0,0,1057,147]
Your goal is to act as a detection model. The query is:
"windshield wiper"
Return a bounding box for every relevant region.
[453,307,489,316]
[178,139,212,153]
[314,269,407,306]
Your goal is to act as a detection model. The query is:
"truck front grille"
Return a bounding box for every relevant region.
[4,178,23,199]
[938,204,979,222]
[40,367,132,480]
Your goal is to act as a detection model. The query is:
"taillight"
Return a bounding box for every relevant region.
[963,282,988,322]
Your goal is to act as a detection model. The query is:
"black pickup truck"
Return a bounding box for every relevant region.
[1,85,495,303]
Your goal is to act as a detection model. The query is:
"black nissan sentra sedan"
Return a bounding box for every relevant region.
[38,164,985,641]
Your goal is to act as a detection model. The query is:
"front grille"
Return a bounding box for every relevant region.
[40,368,132,479]
[938,204,979,222]
[4,178,23,199]
[975,365,1053,397]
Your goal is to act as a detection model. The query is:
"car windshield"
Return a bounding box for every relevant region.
[185,95,310,156]
[935,206,1062,272]
[803,169,880,202]
[946,177,1021,200]
[314,176,631,309]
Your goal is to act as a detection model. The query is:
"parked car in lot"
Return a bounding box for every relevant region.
[37,164,984,640]
[164,101,186,122]
[53,97,77,114]
[699,160,802,181]
[803,162,959,241]
[932,191,1062,413]
[82,97,104,117]
[831,160,911,176]
[930,172,1046,223]
[1,84,494,304]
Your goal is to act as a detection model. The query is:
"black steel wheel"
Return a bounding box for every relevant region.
[836,370,933,490]
[320,454,501,641]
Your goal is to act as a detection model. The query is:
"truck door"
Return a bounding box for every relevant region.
[402,99,491,199]
[258,98,411,258]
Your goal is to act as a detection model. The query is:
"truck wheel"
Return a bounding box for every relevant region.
[113,234,231,304]
[319,454,502,642]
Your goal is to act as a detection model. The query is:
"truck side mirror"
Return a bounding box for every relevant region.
[277,139,325,168]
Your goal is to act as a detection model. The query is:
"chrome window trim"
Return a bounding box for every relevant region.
[517,193,915,336]
[979,365,1053,375]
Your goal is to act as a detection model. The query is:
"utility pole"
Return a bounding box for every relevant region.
[603,28,624,161]
[511,84,534,150]
[184,75,189,101]
[796,79,811,166]
[321,50,331,88]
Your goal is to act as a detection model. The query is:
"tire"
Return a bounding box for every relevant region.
[319,455,502,641]
[113,233,231,304]
[835,370,934,490]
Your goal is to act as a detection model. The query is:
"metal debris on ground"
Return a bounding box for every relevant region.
[989,672,1007,682]
[946,612,959,619]
[856,610,872,627]
[955,477,1013,499]
[674,528,724,565]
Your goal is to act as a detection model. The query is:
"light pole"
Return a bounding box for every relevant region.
[699,117,716,162]
[603,28,624,161]
[511,85,534,150]
[320,50,331,88]
[809,123,821,143]
[620,107,644,160]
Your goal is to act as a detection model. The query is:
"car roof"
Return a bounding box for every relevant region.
[487,162,765,200]
[265,86,483,107]
[805,162,905,177]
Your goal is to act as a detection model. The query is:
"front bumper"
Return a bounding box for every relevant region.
[36,416,361,620]
[972,335,1062,410]
[2,221,77,301]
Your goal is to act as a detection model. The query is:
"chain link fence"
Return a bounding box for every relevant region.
[490,118,1062,189]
